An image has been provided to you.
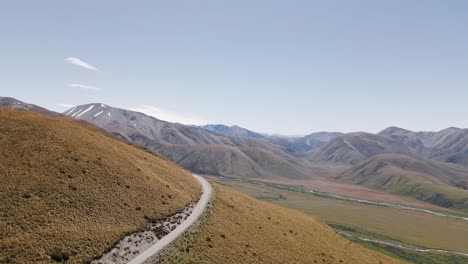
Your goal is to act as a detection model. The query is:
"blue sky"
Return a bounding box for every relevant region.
[1,1,467,135]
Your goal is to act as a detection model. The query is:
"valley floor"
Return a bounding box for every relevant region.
[209,176,468,264]
[156,183,404,264]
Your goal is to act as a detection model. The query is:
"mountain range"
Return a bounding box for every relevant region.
[1,97,467,211]
[379,126,468,166]
[62,102,468,210]
[0,96,60,117]
[61,103,317,180]
[0,103,404,264]
[199,124,265,139]
[337,154,468,209]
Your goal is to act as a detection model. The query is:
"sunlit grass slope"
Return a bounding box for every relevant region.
[158,183,405,264]
[0,108,201,263]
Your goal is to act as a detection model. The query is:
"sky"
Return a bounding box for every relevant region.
[1,0,467,135]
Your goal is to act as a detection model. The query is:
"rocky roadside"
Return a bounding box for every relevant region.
[91,203,195,264]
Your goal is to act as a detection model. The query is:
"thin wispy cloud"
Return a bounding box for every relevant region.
[57,103,75,108]
[69,83,101,91]
[131,105,210,125]
[65,57,98,71]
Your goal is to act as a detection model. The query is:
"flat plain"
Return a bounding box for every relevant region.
[211,177,468,254]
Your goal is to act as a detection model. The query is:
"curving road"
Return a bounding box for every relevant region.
[128,174,213,264]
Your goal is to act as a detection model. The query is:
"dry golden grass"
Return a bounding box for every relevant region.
[0,108,201,263]
[158,183,405,264]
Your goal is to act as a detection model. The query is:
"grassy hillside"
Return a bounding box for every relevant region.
[391,183,468,211]
[337,154,468,211]
[157,183,404,264]
[0,108,201,263]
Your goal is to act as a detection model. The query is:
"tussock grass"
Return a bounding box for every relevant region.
[0,108,201,263]
[158,183,405,264]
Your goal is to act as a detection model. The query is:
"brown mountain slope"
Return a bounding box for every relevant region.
[379,126,468,167]
[378,127,426,153]
[308,132,414,165]
[200,124,265,139]
[264,136,327,155]
[266,132,345,156]
[157,183,404,264]
[131,134,311,180]
[417,128,468,167]
[64,103,315,180]
[0,108,200,263]
[336,154,468,210]
[0,96,61,117]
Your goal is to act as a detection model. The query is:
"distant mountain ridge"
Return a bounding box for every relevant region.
[3,96,467,212]
[265,132,344,155]
[302,127,467,168]
[200,124,265,139]
[337,154,468,210]
[0,96,61,117]
[62,103,316,180]
[307,132,416,165]
[2,97,465,171]
[304,131,345,142]
[379,126,468,167]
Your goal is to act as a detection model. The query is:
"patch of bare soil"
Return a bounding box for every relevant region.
[92,203,195,264]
